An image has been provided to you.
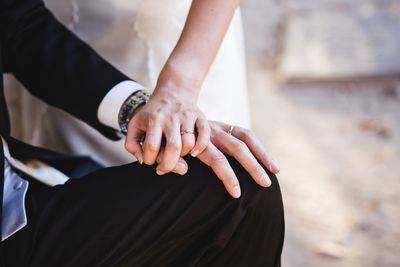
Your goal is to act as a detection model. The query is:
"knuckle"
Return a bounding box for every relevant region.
[167,114,178,124]
[168,139,181,151]
[215,130,226,139]
[240,128,253,139]
[148,111,158,120]
[197,123,206,131]
[197,121,209,132]
[250,164,265,177]
[261,150,270,161]
[233,140,246,150]
[181,110,192,119]
[146,142,159,152]
[212,154,228,165]
[149,111,162,124]
[244,129,255,142]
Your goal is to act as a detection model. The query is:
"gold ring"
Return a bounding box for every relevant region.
[180,129,196,135]
[227,125,235,135]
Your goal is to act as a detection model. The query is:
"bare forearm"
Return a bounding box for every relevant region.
[155,0,240,100]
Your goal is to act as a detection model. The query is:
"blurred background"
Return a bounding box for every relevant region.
[241,0,400,266]
[3,0,400,266]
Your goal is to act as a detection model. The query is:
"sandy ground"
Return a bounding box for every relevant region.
[241,0,400,266]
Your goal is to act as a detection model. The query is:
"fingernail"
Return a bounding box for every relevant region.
[261,173,271,187]
[232,186,241,198]
[190,149,199,157]
[156,169,166,175]
[177,162,187,175]
[271,160,280,173]
[135,153,143,164]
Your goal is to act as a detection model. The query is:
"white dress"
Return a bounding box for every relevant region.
[5,0,251,166]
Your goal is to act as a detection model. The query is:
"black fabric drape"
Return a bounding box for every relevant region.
[2,155,284,267]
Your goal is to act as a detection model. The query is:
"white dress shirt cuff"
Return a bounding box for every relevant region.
[98,80,145,131]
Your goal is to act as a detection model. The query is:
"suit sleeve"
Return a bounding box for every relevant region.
[0,0,131,140]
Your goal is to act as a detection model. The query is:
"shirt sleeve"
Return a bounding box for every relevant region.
[97,80,145,131]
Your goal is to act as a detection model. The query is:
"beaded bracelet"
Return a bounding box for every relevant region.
[118,89,151,135]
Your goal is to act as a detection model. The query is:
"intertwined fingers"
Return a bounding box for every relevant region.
[156,147,188,175]
[190,114,210,157]
[180,121,197,157]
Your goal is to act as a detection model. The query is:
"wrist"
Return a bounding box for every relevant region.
[118,89,151,135]
[156,59,203,100]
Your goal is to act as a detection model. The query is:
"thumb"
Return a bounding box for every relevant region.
[125,125,145,164]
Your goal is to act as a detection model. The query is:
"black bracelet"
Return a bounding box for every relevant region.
[118,89,151,135]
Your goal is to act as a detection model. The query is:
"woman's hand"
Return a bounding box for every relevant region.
[155,120,280,198]
[124,0,241,178]
[199,121,280,198]
[124,87,210,175]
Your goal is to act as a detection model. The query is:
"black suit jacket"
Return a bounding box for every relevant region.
[0,0,133,259]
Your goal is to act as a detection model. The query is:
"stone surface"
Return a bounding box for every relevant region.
[241,0,400,266]
[279,0,400,82]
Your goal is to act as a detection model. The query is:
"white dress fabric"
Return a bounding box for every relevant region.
[4,0,251,166]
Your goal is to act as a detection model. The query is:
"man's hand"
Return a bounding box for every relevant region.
[154,121,280,198]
